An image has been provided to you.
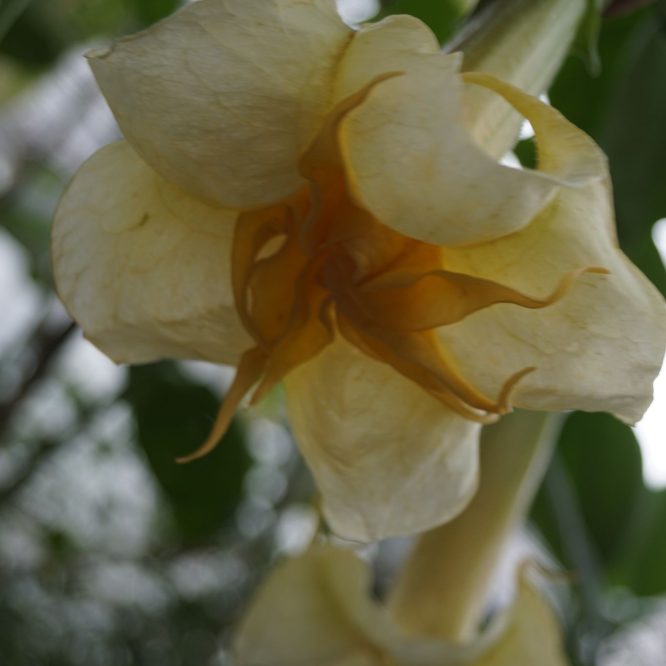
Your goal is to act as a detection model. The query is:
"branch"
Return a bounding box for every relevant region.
[0,319,76,442]
[0,397,105,506]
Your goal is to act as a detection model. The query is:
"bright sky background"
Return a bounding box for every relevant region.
[635,219,666,488]
[337,0,380,24]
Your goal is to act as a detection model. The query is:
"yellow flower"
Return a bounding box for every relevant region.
[235,548,563,666]
[52,0,666,541]
[234,545,568,666]
[234,412,569,666]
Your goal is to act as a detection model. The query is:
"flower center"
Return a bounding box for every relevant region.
[178,75,604,463]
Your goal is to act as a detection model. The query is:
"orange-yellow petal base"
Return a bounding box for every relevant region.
[179,76,606,463]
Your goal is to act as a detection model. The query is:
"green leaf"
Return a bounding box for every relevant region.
[550,8,666,295]
[599,22,666,231]
[0,1,63,67]
[514,137,536,169]
[1,167,62,286]
[550,8,650,146]
[572,0,604,74]
[131,0,181,25]
[617,489,666,595]
[0,0,182,67]
[124,362,251,543]
[0,0,32,46]
[531,412,645,570]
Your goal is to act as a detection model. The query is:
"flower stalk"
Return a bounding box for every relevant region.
[234,412,572,666]
[389,411,563,642]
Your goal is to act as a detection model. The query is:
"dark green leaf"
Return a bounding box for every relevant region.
[0,0,33,47]
[572,0,604,74]
[514,136,536,169]
[550,8,666,295]
[124,362,251,543]
[0,0,182,66]
[532,412,645,569]
[617,489,666,594]
[599,23,666,232]
[550,9,650,144]
[0,1,62,67]
[131,0,181,25]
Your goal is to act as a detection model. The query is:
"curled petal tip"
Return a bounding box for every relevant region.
[85,46,112,60]
[585,266,611,276]
[498,366,537,413]
[175,433,222,465]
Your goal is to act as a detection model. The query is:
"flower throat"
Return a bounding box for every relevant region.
[178,75,601,463]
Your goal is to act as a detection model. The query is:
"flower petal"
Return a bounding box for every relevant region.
[337,23,601,246]
[52,141,250,365]
[284,337,481,542]
[458,0,585,158]
[436,79,666,423]
[88,0,352,210]
[333,15,441,101]
[234,546,387,666]
[233,545,567,666]
[475,571,569,666]
[234,544,488,666]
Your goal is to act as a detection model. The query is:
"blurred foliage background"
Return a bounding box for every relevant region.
[0,0,665,664]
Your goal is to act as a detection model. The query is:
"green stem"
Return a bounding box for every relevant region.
[389,411,562,641]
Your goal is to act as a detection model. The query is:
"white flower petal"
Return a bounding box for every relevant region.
[53,141,250,365]
[234,546,567,666]
[284,337,480,542]
[433,79,666,424]
[458,0,585,158]
[234,544,486,666]
[89,0,352,209]
[234,546,387,666]
[333,15,441,101]
[338,25,601,246]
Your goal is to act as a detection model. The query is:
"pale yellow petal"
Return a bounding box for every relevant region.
[284,338,481,542]
[433,78,666,423]
[233,545,488,666]
[475,572,569,666]
[333,15,441,101]
[338,27,600,246]
[457,0,585,158]
[234,546,386,666]
[389,412,559,642]
[233,545,566,666]
[89,0,352,210]
[53,141,251,365]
